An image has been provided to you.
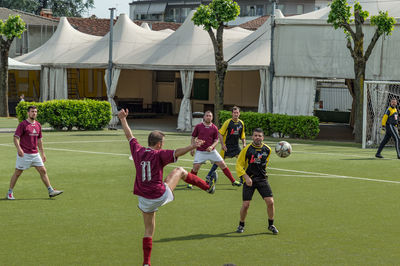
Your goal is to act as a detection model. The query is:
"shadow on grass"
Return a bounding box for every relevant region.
[174,184,236,192]
[0,197,56,201]
[341,158,381,161]
[69,134,123,137]
[155,231,269,243]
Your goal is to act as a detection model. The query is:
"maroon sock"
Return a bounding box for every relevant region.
[185,172,209,191]
[143,237,152,266]
[223,167,236,183]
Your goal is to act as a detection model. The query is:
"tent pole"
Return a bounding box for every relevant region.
[108,8,116,90]
[108,8,116,129]
[268,0,276,113]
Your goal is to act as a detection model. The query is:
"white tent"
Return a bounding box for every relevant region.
[8,57,40,70]
[115,11,252,70]
[16,17,101,66]
[15,17,101,102]
[14,10,321,127]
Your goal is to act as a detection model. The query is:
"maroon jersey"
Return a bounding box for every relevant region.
[14,120,42,154]
[130,138,176,199]
[192,122,219,151]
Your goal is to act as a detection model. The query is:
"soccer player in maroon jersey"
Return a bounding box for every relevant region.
[6,106,63,200]
[118,109,216,266]
[190,111,241,188]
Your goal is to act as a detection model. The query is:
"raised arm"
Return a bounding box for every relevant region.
[176,138,204,157]
[118,109,134,141]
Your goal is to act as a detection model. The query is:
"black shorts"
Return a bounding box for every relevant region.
[224,146,241,158]
[242,177,273,201]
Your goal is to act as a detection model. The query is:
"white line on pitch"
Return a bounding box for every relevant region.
[1,144,398,184]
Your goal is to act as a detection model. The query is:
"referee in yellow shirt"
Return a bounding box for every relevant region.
[376,98,400,159]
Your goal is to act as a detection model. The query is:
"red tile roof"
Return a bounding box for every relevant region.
[239,16,269,31]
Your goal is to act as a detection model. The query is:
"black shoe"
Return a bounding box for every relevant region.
[232,180,242,187]
[375,153,383,158]
[268,225,279,235]
[236,225,244,233]
[206,172,217,194]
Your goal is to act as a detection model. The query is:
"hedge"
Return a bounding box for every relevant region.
[16,99,112,130]
[219,110,320,139]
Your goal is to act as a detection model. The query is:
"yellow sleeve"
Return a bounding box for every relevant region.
[240,119,246,140]
[382,114,388,127]
[236,144,250,177]
[264,143,271,167]
[382,108,390,127]
[219,119,230,135]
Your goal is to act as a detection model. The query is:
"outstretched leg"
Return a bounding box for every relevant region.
[165,167,215,193]
[215,161,241,186]
[9,169,24,190]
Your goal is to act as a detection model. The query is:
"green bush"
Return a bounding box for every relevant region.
[16,99,112,130]
[219,110,319,139]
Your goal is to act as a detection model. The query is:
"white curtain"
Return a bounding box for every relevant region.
[258,68,270,113]
[272,77,316,116]
[177,70,194,131]
[104,68,121,128]
[40,66,49,102]
[40,67,67,101]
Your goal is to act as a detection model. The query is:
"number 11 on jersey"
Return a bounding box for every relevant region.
[141,161,152,181]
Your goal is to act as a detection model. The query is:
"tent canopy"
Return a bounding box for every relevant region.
[16,17,101,66]
[8,57,40,70]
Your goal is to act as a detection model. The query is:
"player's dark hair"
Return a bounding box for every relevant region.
[148,130,165,146]
[232,106,240,112]
[253,128,264,135]
[27,105,37,112]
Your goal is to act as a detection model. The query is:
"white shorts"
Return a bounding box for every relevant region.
[193,150,223,164]
[138,183,174,213]
[15,153,44,170]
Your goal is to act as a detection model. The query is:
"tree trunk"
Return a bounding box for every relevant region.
[345,79,355,129]
[353,59,366,143]
[214,61,227,127]
[208,24,227,127]
[0,44,10,117]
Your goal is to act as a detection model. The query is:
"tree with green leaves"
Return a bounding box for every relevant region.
[328,0,396,142]
[0,0,94,17]
[0,15,26,117]
[192,0,239,126]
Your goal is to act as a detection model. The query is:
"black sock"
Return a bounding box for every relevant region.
[268,219,274,226]
[239,221,245,227]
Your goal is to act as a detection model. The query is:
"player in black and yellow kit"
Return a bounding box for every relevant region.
[376,98,400,159]
[235,128,278,234]
[206,106,245,186]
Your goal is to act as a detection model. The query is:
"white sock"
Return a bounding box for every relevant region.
[47,186,54,193]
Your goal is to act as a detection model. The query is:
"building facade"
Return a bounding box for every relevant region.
[0,8,58,58]
[130,0,330,23]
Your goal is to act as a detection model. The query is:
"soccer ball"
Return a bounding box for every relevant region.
[275,141,292,158]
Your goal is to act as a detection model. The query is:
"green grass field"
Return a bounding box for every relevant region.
[0,117,19,129]
[1,129,400,265]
